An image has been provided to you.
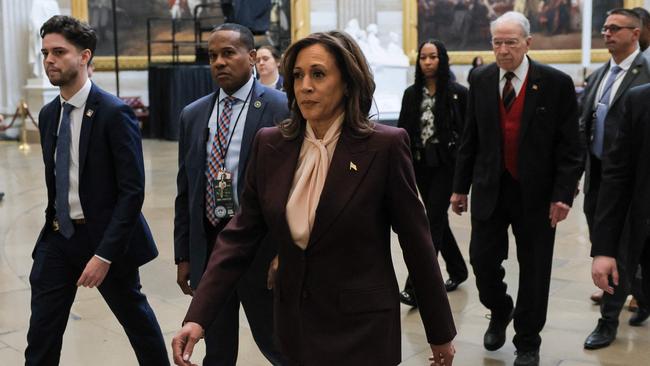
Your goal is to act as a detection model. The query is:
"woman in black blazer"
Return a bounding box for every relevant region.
[397,39,469,305]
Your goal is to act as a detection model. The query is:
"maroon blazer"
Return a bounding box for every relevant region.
[185,123,456,365]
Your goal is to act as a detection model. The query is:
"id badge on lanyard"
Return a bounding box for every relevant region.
[210,169,235,219]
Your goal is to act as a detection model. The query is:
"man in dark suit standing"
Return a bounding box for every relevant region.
[590,83,650,347]
[26,16,168,365]
[451,11,582,366]
[174,23,288,365]
[580,8,650,350]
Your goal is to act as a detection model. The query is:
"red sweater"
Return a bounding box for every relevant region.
[499,75,529,179]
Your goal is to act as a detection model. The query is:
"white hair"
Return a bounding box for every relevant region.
[490,11,531,38]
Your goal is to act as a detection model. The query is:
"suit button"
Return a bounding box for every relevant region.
[301,289,310,299]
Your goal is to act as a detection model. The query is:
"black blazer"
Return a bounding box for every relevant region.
[453,58,583,220]
[592,84,650,270]
[174,80,289,288]
[579,52,650,193]
[37,83,157,269]
[397,82,468,166]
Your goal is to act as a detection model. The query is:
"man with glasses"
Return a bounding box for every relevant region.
[581,8,650,350]
[451,11,582,366]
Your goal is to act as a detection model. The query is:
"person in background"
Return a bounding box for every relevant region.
[467,55,484,83]
[580,8,650,350]
[26,15,168,365]
[172,30,457,366]
[174,23,288,365]
[256,45,283,90]
[633,7,650,57]
[397,39,469,309]
[451,11,582,366]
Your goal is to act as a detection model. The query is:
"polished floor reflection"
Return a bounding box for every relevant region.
[1,140,649,365]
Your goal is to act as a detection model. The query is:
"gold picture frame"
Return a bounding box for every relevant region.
[74,0,644,69]
[403,0,643,65]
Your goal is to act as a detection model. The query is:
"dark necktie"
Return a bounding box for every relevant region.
[55,102,75,238]
[502,71,516,111]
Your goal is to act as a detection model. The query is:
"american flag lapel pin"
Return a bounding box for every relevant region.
[349,162,357,171]
[86,109,94,117]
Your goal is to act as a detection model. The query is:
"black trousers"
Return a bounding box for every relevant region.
[404,161,468,292]
[202,219,285,366]
[470,172,556,352]
[584,155,648,322]
[25,225,168,366]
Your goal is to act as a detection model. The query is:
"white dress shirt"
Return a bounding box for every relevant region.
[499,55,530,97]
[594,48,640,108]
[56,78,92,220]
[56,78,111,263]
[205,76,254,208]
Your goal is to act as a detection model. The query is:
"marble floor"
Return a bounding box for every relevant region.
[1,139,648,366]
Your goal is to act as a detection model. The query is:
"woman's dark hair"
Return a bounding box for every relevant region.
[279,31,376,139]
[413,39,455,141]
[258,45,281,63]
[40,15,97,61]
[471,56,484,68]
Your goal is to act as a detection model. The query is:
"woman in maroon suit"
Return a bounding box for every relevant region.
[172,31,456,366]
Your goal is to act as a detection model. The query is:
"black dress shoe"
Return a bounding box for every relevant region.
[584,319,617,349]
[484,298,514,351]
[399,290,417,307]
[514,349,539,366]
[629,308,650,326]
[444,277,466,292]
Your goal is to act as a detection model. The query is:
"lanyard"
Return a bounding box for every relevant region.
[214,86,253,170]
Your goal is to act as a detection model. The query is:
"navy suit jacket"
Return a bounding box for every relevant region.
[174,80,289,288]
[37,82,157,269]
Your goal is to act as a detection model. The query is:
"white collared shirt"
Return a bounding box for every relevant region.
[594,48,640,108]
[56,78,92,220]
[499,55,529,97]
[205,76,254,207]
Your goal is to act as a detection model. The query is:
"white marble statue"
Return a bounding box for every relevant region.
[365,23,387,62]
[385,32,409,67]
[29,0,61,78]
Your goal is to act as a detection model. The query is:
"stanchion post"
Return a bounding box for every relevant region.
[18,100,31,151]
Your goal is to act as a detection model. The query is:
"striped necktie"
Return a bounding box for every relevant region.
[502,72,516,111]
[205,96,237,226]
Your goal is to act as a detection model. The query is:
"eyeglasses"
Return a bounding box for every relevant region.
[491,39,520,48]
[601,24,638,34]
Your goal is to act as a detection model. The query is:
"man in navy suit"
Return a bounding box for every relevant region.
[25,16,168,365]
[174,23,288,365]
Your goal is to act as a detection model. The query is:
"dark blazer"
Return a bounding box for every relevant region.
[185,124,456,365]
[592,84,650,269]
[397,82,468,166]
[174,80,289,288]
[453,58,583,219]
[37,83,157,269]
[579,52,650,193]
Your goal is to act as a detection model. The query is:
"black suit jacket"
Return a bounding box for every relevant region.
[592,84,650,269]
[174,80,289,288]
[37,82,157,269]
[185,124,456,365]
[453,58,583,220]
[397,82,468,166]
[579,52,650,193]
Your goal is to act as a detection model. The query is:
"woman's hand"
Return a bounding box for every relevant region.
[429,341,455,366]
[171,322,204,365]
